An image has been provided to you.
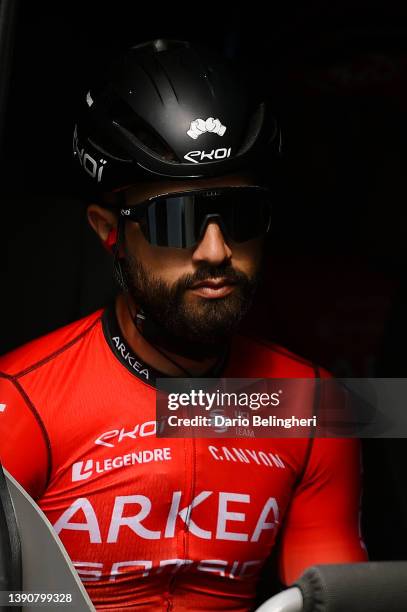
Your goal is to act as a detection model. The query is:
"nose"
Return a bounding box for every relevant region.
[192,221,232,265]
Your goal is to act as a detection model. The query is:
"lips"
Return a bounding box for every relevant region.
[191,278,235,290]
[189,277,236,299]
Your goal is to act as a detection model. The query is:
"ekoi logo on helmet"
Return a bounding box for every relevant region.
[184,148,232,163]
[187,117,226,140]
[73,124,107,183]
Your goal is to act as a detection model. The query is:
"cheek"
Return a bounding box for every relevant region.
[231,238,264,274]
[152,249,195,284]
[127,224,194,283]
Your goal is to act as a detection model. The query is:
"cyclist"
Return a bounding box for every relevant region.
[0,39,367,611]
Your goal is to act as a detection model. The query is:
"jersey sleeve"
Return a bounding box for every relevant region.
[278,437,368,585]
[0,375,50,499]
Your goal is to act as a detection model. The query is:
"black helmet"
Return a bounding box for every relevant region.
[73,39,281,196]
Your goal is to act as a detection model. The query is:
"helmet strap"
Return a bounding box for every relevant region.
[113,216,195,374]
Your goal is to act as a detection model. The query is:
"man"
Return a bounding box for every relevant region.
[0,39,367,611]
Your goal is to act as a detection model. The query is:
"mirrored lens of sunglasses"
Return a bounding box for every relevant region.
[192,192,271,244]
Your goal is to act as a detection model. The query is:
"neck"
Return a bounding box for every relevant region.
[115,294,225,377]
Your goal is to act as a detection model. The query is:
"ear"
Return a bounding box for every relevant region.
[87,205,118,243]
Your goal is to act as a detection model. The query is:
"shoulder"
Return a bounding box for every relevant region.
[0,309,103,378]
[226,333,331,378]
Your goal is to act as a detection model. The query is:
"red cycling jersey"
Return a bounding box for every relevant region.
[0,303,367,611]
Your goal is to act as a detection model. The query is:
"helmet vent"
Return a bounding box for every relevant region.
[129,122,177,161]
[108,97,177,161]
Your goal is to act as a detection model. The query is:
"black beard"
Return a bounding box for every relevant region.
[120,252,260,356]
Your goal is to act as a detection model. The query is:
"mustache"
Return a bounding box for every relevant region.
[178,264,250,291]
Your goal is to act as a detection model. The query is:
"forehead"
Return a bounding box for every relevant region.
[121,173,256,206]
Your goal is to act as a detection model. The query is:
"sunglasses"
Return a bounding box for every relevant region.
[119,186,271,249]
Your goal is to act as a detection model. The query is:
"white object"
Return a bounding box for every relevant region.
[4,468,95,611]
[255,587,303,612]
[187,117,226,139]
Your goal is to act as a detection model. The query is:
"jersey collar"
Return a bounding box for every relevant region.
[102,302,229,389]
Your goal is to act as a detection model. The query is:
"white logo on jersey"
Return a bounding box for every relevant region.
[95,421,156,448]
[0,404,6,413]
[187,117,226,140]
[72,460,94,482]
[54,491,279,544]
[71,448,172,482]
[111,336,150,379]
[73,557,262,582]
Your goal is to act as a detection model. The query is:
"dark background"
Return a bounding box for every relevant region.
[1,0,407,585]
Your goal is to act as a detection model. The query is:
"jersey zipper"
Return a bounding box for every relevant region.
[164,424,196,610]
